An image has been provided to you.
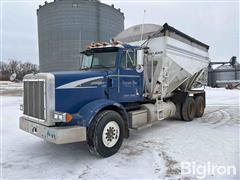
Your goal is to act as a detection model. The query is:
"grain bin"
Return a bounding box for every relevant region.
[37,0,124,72]
[208,57,240,87]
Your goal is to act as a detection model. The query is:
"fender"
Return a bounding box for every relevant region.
[78,99,129,128]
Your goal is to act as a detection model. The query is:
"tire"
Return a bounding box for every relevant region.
[182,97,196,121]
[87,110,125,157]
[174,102,182,120]
[195,96,205,117]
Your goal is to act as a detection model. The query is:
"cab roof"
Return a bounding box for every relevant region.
[83,41,139,53]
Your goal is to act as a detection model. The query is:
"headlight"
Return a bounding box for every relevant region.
[54,114,58,119]
[53,112,72,123]
[58,114,63,121]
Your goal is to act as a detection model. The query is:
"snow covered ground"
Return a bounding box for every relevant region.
[0,81,23,96]
[1,83,239,179]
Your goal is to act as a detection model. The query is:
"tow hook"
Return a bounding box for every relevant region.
[32,127,37,134]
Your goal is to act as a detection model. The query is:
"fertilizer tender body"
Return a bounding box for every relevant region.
[20,23,209,157]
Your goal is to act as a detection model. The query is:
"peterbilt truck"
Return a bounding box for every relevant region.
[20,23,209,157]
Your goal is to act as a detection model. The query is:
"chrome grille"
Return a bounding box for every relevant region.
[23,80,46,120]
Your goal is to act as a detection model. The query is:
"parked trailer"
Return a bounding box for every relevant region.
[20,23,209,157]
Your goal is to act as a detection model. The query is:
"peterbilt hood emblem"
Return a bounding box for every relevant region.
[31,73,37,79]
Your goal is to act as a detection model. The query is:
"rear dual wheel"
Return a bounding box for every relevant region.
[195,96,205,117]
[182,97,196,121]
[179,95,205,121]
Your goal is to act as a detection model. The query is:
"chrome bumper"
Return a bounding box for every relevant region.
[19,116,86,144]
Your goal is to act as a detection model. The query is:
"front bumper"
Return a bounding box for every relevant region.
[19,116,86,144]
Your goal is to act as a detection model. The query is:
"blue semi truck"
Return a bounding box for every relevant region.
[20,24,209,157]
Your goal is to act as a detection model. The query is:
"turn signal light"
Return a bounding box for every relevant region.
[66,113,73,123]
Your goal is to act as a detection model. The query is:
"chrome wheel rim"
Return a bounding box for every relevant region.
[102,121,120,148]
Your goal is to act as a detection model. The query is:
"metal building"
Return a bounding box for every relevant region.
[208,56,240,87]
[37,0,124,72]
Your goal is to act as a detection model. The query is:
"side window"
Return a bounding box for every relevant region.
[121,50,137,69]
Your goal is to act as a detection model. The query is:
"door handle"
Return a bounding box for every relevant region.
[108,78,117,88]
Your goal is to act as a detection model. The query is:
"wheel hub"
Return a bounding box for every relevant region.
[105,127,116,141]
[102,121,120,148]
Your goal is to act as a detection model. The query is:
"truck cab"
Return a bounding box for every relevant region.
[80,45,144,102]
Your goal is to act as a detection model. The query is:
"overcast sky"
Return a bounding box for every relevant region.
[1,0,239,64]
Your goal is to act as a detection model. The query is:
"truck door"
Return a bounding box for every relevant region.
[118,49,143,102]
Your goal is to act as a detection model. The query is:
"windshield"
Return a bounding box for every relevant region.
[81,48,118,70]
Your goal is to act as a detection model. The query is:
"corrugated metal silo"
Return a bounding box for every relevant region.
[212,68,235,87]
[208,57,240,87]
[37,0,124,72]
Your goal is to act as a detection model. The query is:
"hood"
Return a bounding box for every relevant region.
[53,70,111,115]
[53,70,109,88]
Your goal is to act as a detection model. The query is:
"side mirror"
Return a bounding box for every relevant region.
[137,49,144,65]
[136,49,144,73]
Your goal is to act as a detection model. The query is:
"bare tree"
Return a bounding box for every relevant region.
[0,61,10,80]
[0,60,39,81]
[18,62,39,80]
[8,59,21,74]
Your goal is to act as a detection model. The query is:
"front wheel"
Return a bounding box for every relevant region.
[87,110,125,157]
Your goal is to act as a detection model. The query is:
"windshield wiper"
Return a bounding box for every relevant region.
[81,66,90,70]
[92,65,112,69]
